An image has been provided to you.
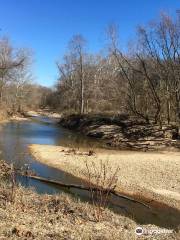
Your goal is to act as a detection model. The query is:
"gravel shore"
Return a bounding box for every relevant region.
[29,144,180,210]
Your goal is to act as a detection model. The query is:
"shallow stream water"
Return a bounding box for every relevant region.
[0,116,179,229]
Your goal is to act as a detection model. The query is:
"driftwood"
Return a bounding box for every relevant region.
[60,149,95,156]
[22,173,150,209]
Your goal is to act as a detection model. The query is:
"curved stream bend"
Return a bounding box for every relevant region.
[0,116,180,229]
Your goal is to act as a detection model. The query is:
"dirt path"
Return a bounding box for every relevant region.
[29,144,180,210]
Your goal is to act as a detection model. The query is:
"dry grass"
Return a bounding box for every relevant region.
[0,160,179,240]
[0,185,135,240]
[83,159,120,221]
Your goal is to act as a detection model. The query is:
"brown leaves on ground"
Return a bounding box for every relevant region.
[0,160,11,179]
[0,185,131,240]
[0,160,179,240]
[0,182,178,240]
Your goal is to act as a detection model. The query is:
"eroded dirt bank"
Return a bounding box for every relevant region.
[25,109,61,120]
[29,144,180,211]
[59,114,180,151]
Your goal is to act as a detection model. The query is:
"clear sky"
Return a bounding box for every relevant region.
[0,0,179,87]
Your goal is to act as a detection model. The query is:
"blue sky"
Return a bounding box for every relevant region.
[0,0,179,87]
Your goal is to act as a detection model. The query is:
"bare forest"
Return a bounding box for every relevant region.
[47,13,180,127]
[0,38,50,119]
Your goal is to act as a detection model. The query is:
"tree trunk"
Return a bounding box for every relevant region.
[80,54,84,114]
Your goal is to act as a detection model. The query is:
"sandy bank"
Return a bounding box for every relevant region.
[29,144,180,210]
[0,116,29,125]
[26,110,61,119]
[10,116,30,121]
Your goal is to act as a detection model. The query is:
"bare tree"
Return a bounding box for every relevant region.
[0,38,26,104]
[50,12,180,128]
[0,37,47,116]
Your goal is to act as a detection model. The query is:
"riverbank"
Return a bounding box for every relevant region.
[59,114,180,151]
[29,144,180,211]
[1,161,178,239]
[25,109,61,120]
[0,114,30,124]
[0,162,135,239]
[0,109,60,125]
[0,116,179,238]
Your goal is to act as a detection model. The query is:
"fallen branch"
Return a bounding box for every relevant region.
[21,174,150,209]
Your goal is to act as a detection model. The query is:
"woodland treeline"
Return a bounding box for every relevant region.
[1,13,180,126]
[47,13,180,126]
[0,38,49,118]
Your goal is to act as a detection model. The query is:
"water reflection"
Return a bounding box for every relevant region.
[0,117,101,186]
